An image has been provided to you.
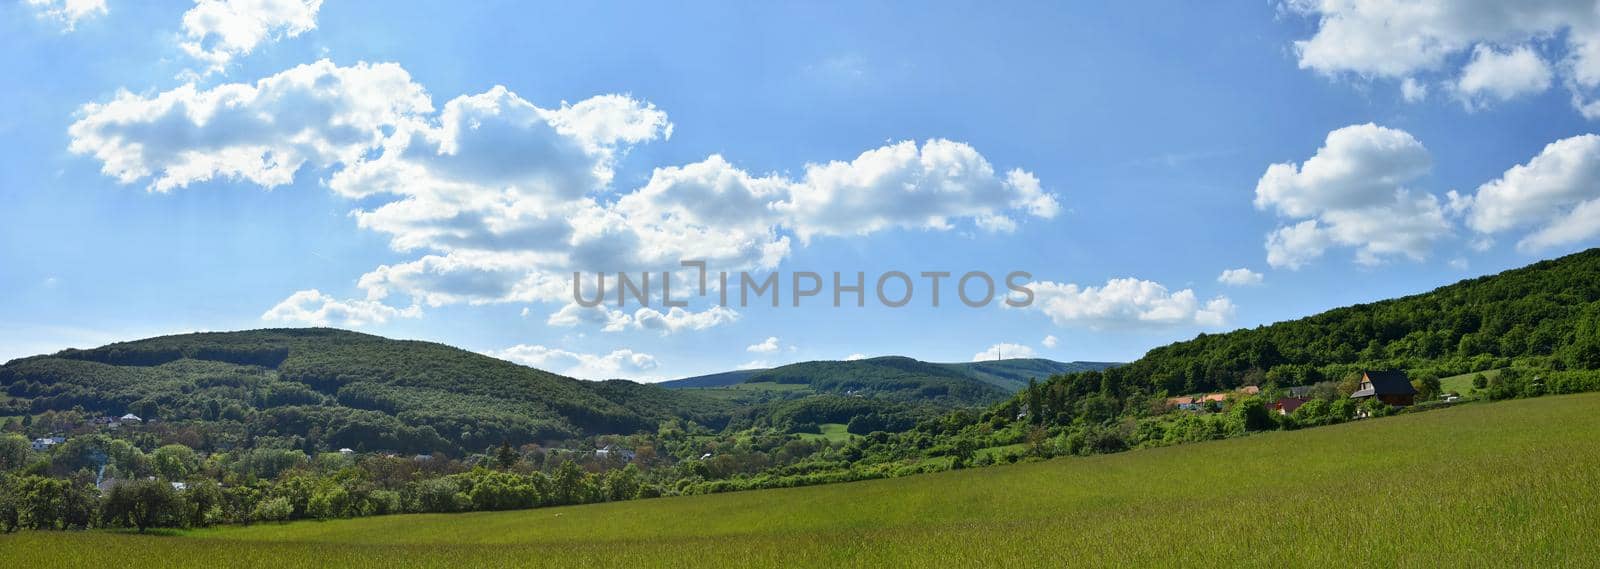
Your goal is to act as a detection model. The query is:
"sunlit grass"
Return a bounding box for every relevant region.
[6,393,1598,568]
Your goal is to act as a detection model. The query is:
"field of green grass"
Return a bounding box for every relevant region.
[1439,368,1501,396]
[795,422,855,443]
[6,393,1599,568]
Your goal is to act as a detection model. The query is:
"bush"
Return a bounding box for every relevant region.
[252,497,293,522]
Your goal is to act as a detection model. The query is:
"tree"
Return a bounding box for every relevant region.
[0,434,29,472]
[182,479,225,527]
[14,475,69,530]
[1025,379,1043,424]
[550,460,589,505]
[494,442,520,470]
[1229,398,1275,432]
[1411,375,1442,401]
[151,444,199,480]
[101,479,183,532]
[601,464,642,502]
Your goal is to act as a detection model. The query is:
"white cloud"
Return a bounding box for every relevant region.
[70,61,1056,330]
[1216,268,1264,286]
[1456,44,1553,107]
[746,336,781,353]
[735,360,770,370]
[1401,77,1429,102]
[844,353,869,361]
[1282,0,1600,116]
[1040,335,1058,348]
[1264,220,1333,270]
[25,0,106,31]
[261,289,420,327]
[631,306,739,334]
[973,342,1036,361]
[1254,124,1451,268]
[775,141,1059,241]
[69,60,431,192]
[1020,278,1235,330]
[490,344,659,380]
[1463,133,1600,251]
[180,0,322,75]
[546,303,739,335]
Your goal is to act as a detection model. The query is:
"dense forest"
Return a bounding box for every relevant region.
[0,329,735,454]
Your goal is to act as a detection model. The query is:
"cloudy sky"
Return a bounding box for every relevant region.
[3,1,1599,380]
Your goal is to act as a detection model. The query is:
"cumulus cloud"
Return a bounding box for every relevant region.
[68,60,431,192]
[180,0,322,75]
[261,289,420,327]
[1041,334,1058,348]
[1461,134,1600,251]
[775,141,1059,241]
[1019,278,1234,330]
[1456,44,1554,107]
[844,353,869,361]
[1216,268,1264,286]
[70,60,1056,331]
[1282,0,1600,115]
[25,0,105,31]
[973,342,1036,361]
[490,344,659,380]
[1254,124,1451,268]
[545,303,740,335]
[746,336,781,353]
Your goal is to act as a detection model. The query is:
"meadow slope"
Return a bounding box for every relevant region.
[5,394,1598,568]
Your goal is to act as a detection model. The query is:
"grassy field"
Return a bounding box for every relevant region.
[6,393,1599,568]
[1439,368,1501,396]
[795,422,855,443]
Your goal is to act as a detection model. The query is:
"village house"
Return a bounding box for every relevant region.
[31,436,65,451]
[1273,397,1306,415]
[595,444,636,462]
[1350,370,1418,407]
[119,413,142,423]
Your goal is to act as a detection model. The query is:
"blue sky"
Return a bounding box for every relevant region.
[3,1,1599,380]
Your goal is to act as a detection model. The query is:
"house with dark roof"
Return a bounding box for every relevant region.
[1273,397,1306,415]
[1349,370,1417,407]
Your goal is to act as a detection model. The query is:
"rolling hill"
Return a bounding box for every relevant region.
[661,357,1117,405]
[999,247,1600,426]
[8,392,1595,567]
[0,329,732,454]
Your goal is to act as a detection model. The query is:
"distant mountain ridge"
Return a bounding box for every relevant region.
[659,357,1119,404]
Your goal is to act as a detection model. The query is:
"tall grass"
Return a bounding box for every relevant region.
[5,393,1598,568]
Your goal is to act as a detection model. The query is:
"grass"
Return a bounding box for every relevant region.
[1439,368,1501,396]
[6,393,1600,568]
[795,422,855,443]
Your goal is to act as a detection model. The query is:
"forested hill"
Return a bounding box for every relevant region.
[1012,248,1600,418]
[662,357,1118,405]
[0,329,732,454]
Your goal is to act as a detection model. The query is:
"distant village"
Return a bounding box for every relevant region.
[1163,370,1456,417]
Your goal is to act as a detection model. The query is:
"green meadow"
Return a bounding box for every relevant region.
[6,393,1599,568]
